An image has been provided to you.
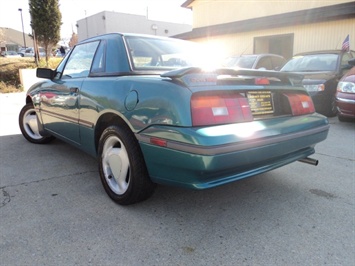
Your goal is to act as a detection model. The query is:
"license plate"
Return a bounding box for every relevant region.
[247,91,274,115]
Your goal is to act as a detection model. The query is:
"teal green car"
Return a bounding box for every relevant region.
[19,33,329,205]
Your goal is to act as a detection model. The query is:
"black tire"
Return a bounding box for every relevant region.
[19,103,55,144]
[324,95,338,117]
[98,125,155,205]
[338,114,355,122]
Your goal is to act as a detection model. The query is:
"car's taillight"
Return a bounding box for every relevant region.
[284,93,315,115]
[255,77,270,85]
[191,93,253,126]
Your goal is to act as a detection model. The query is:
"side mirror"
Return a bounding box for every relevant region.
[348,58,355,67]
[37,68,56,79]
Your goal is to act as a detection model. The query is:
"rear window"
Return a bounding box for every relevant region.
[223,56,257,68]
[282,54,338,72]
[125,36,202,71]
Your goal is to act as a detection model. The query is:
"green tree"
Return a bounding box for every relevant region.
[29,0,62,64]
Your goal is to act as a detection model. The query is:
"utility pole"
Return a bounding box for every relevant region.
[18,8,27,48]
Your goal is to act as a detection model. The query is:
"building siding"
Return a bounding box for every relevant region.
[77,11,192,42]
[178,1,355,58]
[186,0,354,28]
[190,18,355,59]
[0,27,33,51]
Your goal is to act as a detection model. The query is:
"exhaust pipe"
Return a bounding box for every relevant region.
[298,157,318,166]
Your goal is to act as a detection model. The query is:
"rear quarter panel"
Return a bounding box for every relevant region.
[78,76,193,155]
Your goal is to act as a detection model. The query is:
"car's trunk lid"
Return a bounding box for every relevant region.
[162,67,316,125]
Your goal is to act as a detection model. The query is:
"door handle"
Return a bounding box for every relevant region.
[70,87,79,94]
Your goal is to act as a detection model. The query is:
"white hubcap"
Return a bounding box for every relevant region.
[102,135,130,195]
[23,109,42,140]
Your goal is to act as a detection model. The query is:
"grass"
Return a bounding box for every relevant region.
[0,57,62,93]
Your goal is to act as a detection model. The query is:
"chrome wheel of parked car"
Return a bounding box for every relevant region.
[19,103,55,144]
[98,125,155,205]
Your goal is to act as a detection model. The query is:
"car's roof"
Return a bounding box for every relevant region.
[79,32,182,44]
[228,53,284,58]
[295,50,355,56]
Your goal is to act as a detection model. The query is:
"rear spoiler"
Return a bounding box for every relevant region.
[161,67,304,87]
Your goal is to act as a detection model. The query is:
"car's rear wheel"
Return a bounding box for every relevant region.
[19,103,55,144]
[98,125,155,205]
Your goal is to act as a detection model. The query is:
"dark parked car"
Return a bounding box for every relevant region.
[19,33,329,205]
[1,51,21,58]
[336,58,355,121]
[23,47,46,58]
[223,54,286,70]
[281,50,355,116]
[18,48,26,57]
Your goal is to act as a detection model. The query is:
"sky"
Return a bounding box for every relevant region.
[0,0,192,41]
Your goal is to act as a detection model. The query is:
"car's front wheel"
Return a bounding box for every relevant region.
[338,114,354,122]
[19,103,55,144]
[98,125,155,205]
[325,95,338,117]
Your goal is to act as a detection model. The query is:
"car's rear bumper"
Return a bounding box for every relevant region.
[336,92,355,118]
[137,114,329,189]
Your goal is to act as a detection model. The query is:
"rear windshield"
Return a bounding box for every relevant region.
[125,36,204,71]
[223,55,257,68]
[281,54,338,72]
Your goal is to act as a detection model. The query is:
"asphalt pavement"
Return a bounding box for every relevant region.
[0,92,354,265]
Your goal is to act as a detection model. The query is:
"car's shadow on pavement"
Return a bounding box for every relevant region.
[1,133,314,224]
[2,132,348,266]
[0,135,308,211]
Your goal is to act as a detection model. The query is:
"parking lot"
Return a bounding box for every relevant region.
[0,92,354,265]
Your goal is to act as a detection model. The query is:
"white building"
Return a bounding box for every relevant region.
[76,11,192,41]
[176,0,355,59]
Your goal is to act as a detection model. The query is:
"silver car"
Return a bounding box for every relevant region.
[223,54,286,71]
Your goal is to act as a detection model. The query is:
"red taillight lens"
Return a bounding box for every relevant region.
[191,93,253,126]
[255,77,270,85]
[284,93,315,115]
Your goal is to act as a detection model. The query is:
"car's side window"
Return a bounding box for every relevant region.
[62,41,99,79]
[257,57,273,70]
[91,42,105,73]
[341,53,352,68]
[272,57,286,70]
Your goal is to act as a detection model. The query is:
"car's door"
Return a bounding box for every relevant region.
[40,41,100,144]
[24,48,33,57]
